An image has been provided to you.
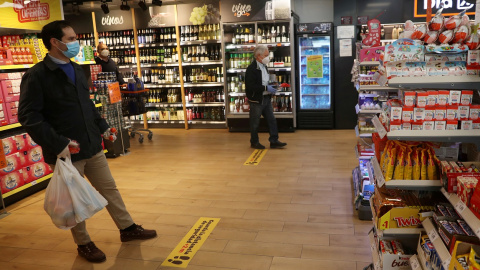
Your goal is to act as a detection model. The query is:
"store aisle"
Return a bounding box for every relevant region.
[0,129,372,270]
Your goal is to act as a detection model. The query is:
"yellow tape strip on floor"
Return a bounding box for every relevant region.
[161,217,220,268]
[244,149,268,166]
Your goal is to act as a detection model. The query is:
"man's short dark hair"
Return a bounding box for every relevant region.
[41,20,73,50]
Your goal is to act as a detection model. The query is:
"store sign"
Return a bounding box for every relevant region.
[414,0,476,17]
[0,0,63,30]
[220,0,291,22]
[95,10,133,32]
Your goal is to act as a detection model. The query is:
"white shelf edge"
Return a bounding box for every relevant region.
[441,188,480,239]
[387,129,480,139]
[360,61,380,66]
[409,254,424,270]
[368,230,382,270]
[421,218,452,268]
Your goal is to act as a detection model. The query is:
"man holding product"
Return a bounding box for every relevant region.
[18,20,156,263]
[245,45,287,149]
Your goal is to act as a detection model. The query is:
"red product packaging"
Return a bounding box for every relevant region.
[438,90,450,106]
[424,106,435,121]
[441,162,480,192]
[26,146,44,165]
[470,105,480,120]
[473,119,480,129]
[458,105,470,120]
[427,90,438,106]
[25,133,38,148]
[460,90,473,105]
[5,101,19,124]
[0,80,20,102]
[450,90,462,105]
[435,106,447,121]
[0,170,24,194]
[446,120,459,130]
[15,134,28,152]
[457,176,479,206]
[461,120,473,130]
[402,107,414,121]
[404,91,416,107]
[417,92,428,107]
[470,191,480,219]
[423,120,435,130]
[390,120,402,131]
[435,121,446,130]
[414,107,425,121]
[402,121,412,130]
[2,136,17,156]
[23,162,51,184]
[0,153,20,175]
[412,121,424,130]
[17,150,28,167]
[446,105,458,120]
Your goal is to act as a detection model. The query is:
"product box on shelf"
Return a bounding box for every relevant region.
[425,44,469,54]
[0,48,13,65]
[425,53,467,62]
[469,192,480,220]
[22,162,51,184]
[0,153,20,175]
[416,233,443,270]
[377,235,417,270]
[377,207,425,230]
[0,79,21,102]
[448,241,480,270]
[386,61,427,78]
[4,101,19,124]
[0,169,24,194]
[441,162,480,193]
[433,215,480,253]
[359,46,385,62]
[2,136,18,156]
[426,61,467,77]
[384,39,425,64]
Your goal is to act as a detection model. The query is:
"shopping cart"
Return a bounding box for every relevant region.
[121,89,153,143]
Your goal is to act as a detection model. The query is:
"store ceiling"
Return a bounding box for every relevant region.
[63,0,198,14]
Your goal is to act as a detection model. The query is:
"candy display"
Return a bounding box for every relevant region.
[0,133,52,194]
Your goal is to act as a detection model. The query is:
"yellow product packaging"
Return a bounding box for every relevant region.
[385,146,397,181]
[420,149,428,180]
[381,141,393,174]
[404,149,413,180]
[427,149,438,180]
[469,246,480,269]
[412,149,421,180]
[393,146,406,180]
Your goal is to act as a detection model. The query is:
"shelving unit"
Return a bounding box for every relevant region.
[355,104,382,114]
[368,230,382,270]
[387,130,480,145]
[409,254,423,270]
[2,174,53,199]
[421,218,452,269]
[355,125,373,138]
[441,188,480,238]
[389,76,480,90]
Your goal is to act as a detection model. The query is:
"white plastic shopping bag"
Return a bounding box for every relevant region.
[44,156,108,229]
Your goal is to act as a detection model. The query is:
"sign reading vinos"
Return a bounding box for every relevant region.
[95,10,133,32]
[220,0,291,22]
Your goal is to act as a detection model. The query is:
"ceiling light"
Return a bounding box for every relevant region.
[138,0,147,11]
[152,0,162,6]
[101,0,109,14]
[120,0,130,11]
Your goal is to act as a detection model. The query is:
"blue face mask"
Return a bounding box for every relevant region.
[56,39,80,59]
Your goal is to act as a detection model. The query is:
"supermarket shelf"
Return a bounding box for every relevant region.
[355,125,373,138]
[0,64,34,69]
[227,113,293,119]
[368,230,382,270]
[355,104,382,114]
[409,255,424,270]
[355,145,373,160]
[186,102,225,107]
[356,84,398,91]
[180,40,221,45]
[184,82,224,87]
[144,83,181,88]
[129,120,225,125]
[110,44,136,49]
[387,130,480,145]
[227,68,247,73]
[301,94,329,96]
[188,120,226,125]
[0,123,21,131]
[359,61,380,66]
[140,63,179,67]
[371,156,442,190]
[182,61,223,66]
[225,44,256,50]
[441,188,480,239]
[301,84,330,86]
[145,103,183,108]
[118,64,138,69]
[263,42,291,47]
[228,92,292,96]
[95,103,102,108]
[422,218,452,269]
[389,76,480,90]
[75,61,96,65]
[2,174,53,198]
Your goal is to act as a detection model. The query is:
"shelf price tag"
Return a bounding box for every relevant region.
[31,180,37,186]
[442,188,451,199]
[163,121,168,124]
[442,258,451,269]
[455,200,467,214]
[410,255,420,270]
[428,229,438,242]
[372,116,387,139]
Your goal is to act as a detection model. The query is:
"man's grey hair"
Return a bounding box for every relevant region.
[253,45,269,57]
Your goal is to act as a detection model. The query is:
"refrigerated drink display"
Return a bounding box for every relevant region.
[295,22,334,129]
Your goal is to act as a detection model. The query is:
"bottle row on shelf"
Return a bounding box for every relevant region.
[230,25,290,45]
[138,67,225,85]
[228,96,292,114]
[146,88,226,104]
[130,106,226,122]
[227,52,291,70]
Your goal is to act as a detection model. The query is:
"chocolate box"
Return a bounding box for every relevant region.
[441,162,480,193]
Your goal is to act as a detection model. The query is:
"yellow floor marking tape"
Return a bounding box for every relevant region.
[244,149,268,166]
[161,217,220,268]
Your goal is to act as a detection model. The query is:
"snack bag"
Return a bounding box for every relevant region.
[385,146,398,181]
[394,146,406,180]
[469,247,480,269]
[381,141,394,174]
[404,149,413,180]
[421,149,428,180]
[427,149,438,180]
[412,149,421,179]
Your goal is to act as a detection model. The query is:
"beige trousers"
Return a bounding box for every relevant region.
[51,151,134,245]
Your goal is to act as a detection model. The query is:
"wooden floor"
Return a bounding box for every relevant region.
[0,129,372,270]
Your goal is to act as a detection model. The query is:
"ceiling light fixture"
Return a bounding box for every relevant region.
[101,0,109,14]
[120,0,130,11]
[152,0,162,6]
[138,0,147,11]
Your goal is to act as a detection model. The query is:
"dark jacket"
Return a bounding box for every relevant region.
[94,57,125,84]
[245,60,268,103]
[19,54,110,164]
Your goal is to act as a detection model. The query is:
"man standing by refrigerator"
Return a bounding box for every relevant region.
[245,45,287,149]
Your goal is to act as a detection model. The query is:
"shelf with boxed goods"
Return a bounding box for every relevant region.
[179,24,221,43]
[421,218,452,269]
[441,188,480,239]
[355,125,373,138]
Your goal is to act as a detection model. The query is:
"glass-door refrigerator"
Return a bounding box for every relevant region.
[295,22,334,129]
